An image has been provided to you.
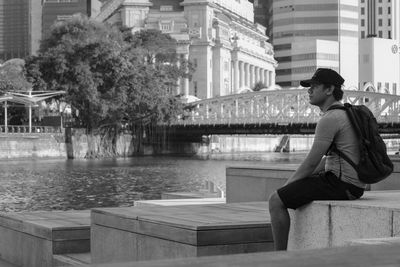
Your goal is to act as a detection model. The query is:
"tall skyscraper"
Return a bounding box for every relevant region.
[271,0,359,88]
[359,0,400,94]
[0,0,101,61]
[0,0,41,61]
[42,0,101,38]
[359,0,399,39]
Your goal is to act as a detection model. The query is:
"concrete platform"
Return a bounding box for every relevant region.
[91,202,272,264]
[0,210,90,267]
[226,165,295,203]
[226,159,400,203]
[134,198,226,207]
[89,243,400,267]
[288,190,400,250]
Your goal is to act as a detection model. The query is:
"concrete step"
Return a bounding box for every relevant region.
[87,243,400,267]
[0,210,90,267]
[134,198,226,207]
[91,202,272,264]
[53,253,91,267]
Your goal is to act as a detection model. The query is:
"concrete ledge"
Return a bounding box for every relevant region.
[226,160,400,203]
[288,191,400,250]
[91,202,272,264]
[134,198,226,207]
[0,210,90,267]
[226,165,296,203]
[161,192,221,199]
[345,237,400,246]
[89,243,400,267]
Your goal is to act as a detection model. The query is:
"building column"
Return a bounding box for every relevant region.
[245,63,250,87]
[260,69,265,86]
[239,61,244,89]
[249,65,254,88]
[255,66,259,85]
[265,70,269,87]
[183,53,189,96]
[176,59,181,95]
[234,60,240,93]
[270,71,275,87]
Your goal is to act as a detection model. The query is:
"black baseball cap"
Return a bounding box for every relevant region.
[300,68,345,87]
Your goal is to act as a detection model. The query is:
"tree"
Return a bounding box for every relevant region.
[0,58,31,93]
[253,81,267,92]
[25,15,191,156]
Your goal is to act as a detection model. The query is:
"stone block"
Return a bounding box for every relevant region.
[393,211,400,237]
[288,202,331,250]
[226,167,294,203]
[330,205,392,247]
[0,210,90,267]
[91,202,272,264]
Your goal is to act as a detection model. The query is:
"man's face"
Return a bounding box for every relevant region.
[307,83,328,106]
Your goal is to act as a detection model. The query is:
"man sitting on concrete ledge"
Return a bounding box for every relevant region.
[268,68,366,250]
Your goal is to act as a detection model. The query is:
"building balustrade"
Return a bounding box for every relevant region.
[0,125,62,134]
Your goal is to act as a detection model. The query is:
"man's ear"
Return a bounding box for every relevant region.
[326,85,335,96]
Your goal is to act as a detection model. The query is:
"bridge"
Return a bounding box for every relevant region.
[167,89,400,139]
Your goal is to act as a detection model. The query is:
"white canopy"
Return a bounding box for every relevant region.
[0,90,65,133]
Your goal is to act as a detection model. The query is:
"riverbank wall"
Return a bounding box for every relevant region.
[0,133,67,159]
[0,130,398,159]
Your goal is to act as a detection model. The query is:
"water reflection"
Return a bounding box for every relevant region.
[0,154,304,212]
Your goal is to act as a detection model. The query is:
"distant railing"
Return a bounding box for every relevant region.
[0,125,62,134]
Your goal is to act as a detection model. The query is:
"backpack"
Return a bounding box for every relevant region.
[327,103,393,184]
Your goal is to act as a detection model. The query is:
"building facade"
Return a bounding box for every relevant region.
[271,0,359,88]
[96,0,277,99]
[42,0,101,38]
[359,0,399,39]
[0,0,41,61]
[0,0,100,61]
[358,0,400,94]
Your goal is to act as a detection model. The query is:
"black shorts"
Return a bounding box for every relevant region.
[277,171,364,210]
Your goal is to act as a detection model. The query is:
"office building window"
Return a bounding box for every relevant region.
[388,18,391,26]
[379,31,383,37]
[388,31,391,39]
[361,7,365,15]
[361,31,365,38]
[378,7,382,14]
[361,19,365,27]
[388,7,391,14]
[393,83,397,95]
[378,82,382,91]
[379,19,382,26]
[160,22,172,32]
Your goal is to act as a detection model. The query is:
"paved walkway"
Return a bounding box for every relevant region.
[90,243,400,267]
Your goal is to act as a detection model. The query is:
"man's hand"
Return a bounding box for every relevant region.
[284,140,331,186]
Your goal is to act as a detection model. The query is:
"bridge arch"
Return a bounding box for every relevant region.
[176,89,400,126]
[363,82,376,92]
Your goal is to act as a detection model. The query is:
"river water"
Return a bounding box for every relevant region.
[0,153,307,212]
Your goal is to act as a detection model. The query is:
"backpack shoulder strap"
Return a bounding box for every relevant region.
[326,103,359,170]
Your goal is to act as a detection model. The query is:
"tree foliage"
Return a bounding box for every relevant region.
[25,15,191,134]
[252,81,267,92]
[0,58,31,93]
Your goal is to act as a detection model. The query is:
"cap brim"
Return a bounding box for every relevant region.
[300,79,313,87]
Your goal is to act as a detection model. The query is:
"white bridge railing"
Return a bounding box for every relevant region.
[175,89,400,126]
